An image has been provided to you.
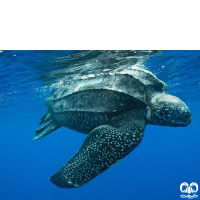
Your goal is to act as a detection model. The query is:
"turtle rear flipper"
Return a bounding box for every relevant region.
[38,110,51,125]
[34,111,61,140]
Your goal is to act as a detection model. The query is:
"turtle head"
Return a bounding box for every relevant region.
[146,94,192,127]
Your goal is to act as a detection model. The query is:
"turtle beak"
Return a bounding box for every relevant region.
[170,108,192,127]
[187,115,192,125]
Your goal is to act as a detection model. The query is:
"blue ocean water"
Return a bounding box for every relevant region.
[0,50,200,200]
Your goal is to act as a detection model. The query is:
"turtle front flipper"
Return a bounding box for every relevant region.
[33,110,61,140]
[50,118,146,188]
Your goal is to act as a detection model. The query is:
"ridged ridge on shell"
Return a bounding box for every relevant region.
[44,68,166,113]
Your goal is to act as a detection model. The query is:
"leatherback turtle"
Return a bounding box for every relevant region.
[34,67,192,188]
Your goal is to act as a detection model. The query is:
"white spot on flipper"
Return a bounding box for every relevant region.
[67,180,73,185]
[74,184,79,187]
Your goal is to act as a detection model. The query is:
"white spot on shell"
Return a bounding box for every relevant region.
[102,69,111,72]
